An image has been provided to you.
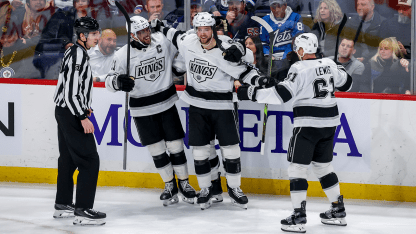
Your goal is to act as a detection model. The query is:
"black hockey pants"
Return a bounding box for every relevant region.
[54,106,100,209]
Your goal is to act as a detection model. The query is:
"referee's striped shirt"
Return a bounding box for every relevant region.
[53,42,93,120]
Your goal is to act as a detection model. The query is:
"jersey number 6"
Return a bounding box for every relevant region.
[313,77,335,99]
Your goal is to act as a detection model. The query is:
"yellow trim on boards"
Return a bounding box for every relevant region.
[1,166,415,202]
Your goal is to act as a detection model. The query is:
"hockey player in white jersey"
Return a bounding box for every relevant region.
[238,33,352,233]
[151,12,272,210]
[105,16,197,207]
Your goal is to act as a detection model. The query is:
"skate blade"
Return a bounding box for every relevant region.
[212,194,223,203]
[321,217,347,226]
[230,197,248,210]
[53,210,75,218]
[199,199,212,210]
[73,216,106,226]
[162,194,179,207]
[281,224,306,233]
[181,195,196,205]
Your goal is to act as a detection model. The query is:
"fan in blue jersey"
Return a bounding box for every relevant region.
[259,0,304,60]
[225,0,260,40]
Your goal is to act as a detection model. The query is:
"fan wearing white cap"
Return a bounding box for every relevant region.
[237,33,353,233]
[379,0,412,59]
[105,15,198,207]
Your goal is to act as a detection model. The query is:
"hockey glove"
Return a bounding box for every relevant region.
[150,19,164,32]
[245,1,256,12]
[237,84,259,102]
[255,76,275,88]
[213,16,224,27]
[115,74,135,92]
[223,42,246,63]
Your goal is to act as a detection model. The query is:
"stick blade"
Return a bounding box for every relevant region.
[251,16,273,33]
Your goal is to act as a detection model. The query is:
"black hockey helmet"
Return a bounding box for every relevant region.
[74,16,100,38]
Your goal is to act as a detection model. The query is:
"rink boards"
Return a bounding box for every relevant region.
[1,82,416,202]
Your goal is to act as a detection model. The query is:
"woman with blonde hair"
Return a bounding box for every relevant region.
[368,37,410,94]
[311,0,343,56]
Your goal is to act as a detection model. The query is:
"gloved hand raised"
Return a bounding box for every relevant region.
[223,41,245,63]
[150,18,164,32]
[116,74,135,92]
[237,84,259,102]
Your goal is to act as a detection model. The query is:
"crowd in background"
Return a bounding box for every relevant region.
[0,0,412,94]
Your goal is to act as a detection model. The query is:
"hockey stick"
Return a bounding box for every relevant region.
[114,0,131,170]
[353,14,367,44]
[308,2,314,22]
[251,16,274,155]
[333,14,348,61]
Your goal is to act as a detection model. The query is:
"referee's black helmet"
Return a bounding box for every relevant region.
[74,17,100,37]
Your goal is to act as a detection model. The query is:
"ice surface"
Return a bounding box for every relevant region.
[0,182,414,234]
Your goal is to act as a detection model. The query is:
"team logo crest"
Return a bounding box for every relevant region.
[189,58,218,83]
[0,67,15,78]
[135,57,165,81]
[273,29,293,47]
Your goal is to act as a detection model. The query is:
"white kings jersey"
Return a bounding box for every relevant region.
[162,28,260,110]
[105,32,178,117]
[256,58,353,128]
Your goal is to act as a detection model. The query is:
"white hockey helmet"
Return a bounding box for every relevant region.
[129,16,150,34]
[293,33,318,54]
[193,12,216,29]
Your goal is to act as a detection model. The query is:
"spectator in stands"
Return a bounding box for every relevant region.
[225,0,260,40]
[344,0,385,63]
[329,38,365,92]
[22,0,52,39]
[165,0,203,30]
[311,0,343,57]
[145,0,164,22]
[75,0,93,18]
[96,0,128,30]
[244,36,266,72]
[366,37,410,94]
[0,12,40,78]
[259,0,303,61]
[33,1,76,79]
[88,29,117,82]
[379,0,411,59]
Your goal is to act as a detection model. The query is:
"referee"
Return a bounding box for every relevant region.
[52,16,106,226]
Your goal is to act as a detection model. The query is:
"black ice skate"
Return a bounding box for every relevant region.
[320,195,347,226]
[160,178,179,206]
[53,203,75,218]
[197,186,213,210]
[178,178,197,204]
[227,185,248,209]
[73,208,106,226]
[211,172,223,203]
[281,201,307,233]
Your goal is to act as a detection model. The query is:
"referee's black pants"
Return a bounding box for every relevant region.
[54,106,100,209]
